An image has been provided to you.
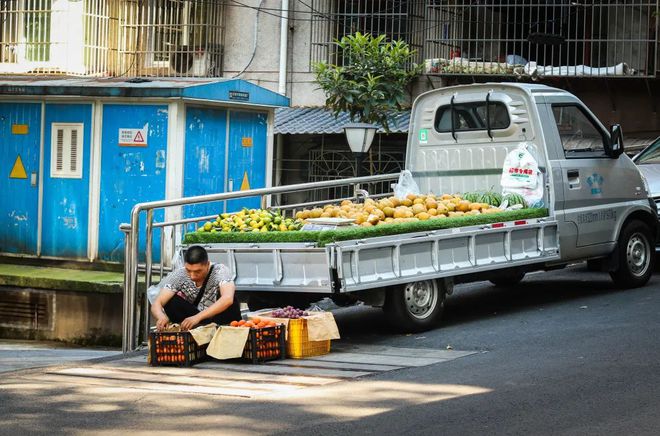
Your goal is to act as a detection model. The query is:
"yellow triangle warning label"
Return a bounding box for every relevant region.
[240,171,250,191]
[133,131,145,142]
[9,155,27,179]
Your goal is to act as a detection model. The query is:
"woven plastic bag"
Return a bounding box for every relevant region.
[500,143,544,207]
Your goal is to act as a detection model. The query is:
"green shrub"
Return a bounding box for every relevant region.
[183,208,548,247]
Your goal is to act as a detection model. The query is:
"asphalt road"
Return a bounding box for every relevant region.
[1,264,659,435]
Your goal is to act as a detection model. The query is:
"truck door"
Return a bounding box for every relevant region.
[549,104,634,247]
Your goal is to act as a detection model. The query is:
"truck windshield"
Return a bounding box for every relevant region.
[435,101,510,133]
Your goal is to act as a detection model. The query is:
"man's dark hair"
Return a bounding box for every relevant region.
[184,245,208,265]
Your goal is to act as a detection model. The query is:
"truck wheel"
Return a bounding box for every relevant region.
[384,279,447,332]
[610,220,655,289]
[489,271,526,287]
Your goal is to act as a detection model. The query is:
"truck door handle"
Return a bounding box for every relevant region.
[567,169,580,189]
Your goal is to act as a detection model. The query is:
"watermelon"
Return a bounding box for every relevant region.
[478,191,502,207]
[462,191,482,203]
[502,193,527,208]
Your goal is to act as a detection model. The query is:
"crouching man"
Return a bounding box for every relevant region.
[151,245,242,331]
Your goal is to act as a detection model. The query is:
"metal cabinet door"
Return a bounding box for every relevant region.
[226,110,267,213]
[0,103,41,255]
[183,107,228,219]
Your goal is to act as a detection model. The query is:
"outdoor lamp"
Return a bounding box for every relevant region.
[344,123,377,177]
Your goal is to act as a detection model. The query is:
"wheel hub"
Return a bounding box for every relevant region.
[626,233,649,276]
[404,281,438,319]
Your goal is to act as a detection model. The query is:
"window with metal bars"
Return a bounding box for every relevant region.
[50,123,83,179]
[0,0,52,64]
[423,1,659,78]
[0,0,224,77]
[308,0,425,68]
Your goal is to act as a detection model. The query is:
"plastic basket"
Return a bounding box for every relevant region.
[148,331,207,367]
[286,318,331,359]
[242,324,286,364]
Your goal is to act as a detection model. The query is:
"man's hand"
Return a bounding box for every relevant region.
[156,315,170,332]
[181,314,202,331]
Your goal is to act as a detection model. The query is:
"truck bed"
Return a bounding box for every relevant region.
[200,216,560,294]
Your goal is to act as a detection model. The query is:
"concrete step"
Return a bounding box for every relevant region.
[0,263,124,294]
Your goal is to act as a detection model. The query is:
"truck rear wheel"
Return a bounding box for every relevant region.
[610,220,654,289]
[384,279,449,332]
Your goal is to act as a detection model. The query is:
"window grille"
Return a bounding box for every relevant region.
[0,0,225,77]
[51,123,83,179]
[423,1,659,78]
[308,0,425,68]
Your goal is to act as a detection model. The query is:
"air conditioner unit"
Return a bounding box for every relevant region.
[170,49,218,77]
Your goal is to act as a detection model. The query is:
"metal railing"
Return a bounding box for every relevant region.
[121,173,400,353]
[424,1,659,79]
[0,0,225,77]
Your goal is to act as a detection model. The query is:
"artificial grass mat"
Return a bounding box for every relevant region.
[183,208,549,247]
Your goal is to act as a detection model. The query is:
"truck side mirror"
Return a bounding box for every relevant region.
[608,124,624,158]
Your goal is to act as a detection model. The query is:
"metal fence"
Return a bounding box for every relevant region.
[423,0,659,78]
[0,0,225,77]
[308,0,426,67]
[307,148,404,201]
[120,173,400,352]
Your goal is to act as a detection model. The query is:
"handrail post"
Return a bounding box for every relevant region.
[143,209,154,346]
[129,207,141,352]
[120,223,132,354]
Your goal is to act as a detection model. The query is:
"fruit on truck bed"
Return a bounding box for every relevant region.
[183,208,549,247]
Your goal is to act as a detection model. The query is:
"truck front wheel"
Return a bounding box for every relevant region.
[610,220,655,289]
[384,279,449,332]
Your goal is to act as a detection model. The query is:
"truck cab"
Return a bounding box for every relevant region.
[408,83,657,287]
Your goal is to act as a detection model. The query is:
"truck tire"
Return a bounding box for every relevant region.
[489,271,526,287]
[384,279,448,333]
[610,220,655,289]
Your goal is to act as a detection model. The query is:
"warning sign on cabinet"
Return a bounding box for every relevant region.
[118,125,148,147]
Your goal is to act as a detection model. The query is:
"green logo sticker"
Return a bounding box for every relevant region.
[419,128,428,143]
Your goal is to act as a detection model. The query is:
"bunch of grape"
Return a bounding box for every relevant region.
[271,306,309,319]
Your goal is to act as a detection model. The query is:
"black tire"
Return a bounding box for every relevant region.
[489,271,526,287]
[384,279,447,333]
[610,220,655,289]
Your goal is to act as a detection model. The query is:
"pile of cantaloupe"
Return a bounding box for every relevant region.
[295,193,505,227]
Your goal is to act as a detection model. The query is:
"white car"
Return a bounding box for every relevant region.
[632,136,660,216]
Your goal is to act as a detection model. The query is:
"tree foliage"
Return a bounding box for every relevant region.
[313,33,422,131]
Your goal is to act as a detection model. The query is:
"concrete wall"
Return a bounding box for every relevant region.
[0,287,122,346]
[222,0,325,106]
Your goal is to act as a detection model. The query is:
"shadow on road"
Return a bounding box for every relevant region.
[333,265,659,340]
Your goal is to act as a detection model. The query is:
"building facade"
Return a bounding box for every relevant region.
[1,1,659,261]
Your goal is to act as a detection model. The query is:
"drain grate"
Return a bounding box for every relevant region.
[0,290,54,330]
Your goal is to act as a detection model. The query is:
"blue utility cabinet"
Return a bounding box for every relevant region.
[0,78,288,262]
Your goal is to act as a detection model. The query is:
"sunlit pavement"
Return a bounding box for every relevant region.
[2,264,660,435]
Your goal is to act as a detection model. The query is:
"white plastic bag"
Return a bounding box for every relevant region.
[147,248,185,304]
[147,284,161,304]
[392,170,421,199]
[500,143,544,207]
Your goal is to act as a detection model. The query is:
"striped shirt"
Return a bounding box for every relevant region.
[159,263,232,311]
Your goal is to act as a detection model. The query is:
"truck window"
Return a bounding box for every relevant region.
[551,105,607,157]
[435,101,510,133]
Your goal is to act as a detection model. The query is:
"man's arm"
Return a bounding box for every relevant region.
[180,281,236,331]
[151,288,176,331]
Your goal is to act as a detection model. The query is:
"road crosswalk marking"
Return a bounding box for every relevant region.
[34,344,477,399]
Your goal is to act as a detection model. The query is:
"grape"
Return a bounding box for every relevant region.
[271,306,307,319]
